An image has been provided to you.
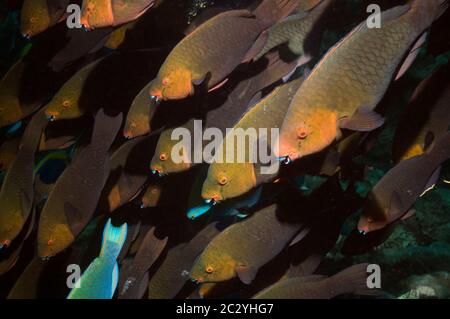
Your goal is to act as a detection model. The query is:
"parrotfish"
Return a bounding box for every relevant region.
[148,223,221,299]
[140,182,162,208]
[202,76,304,203]
[81,0,158,30]
[20,0,69,38]
[38,110,122,258]
[358,132,450,234]
[118,228,167,299]
[44,59,103,121]
[253,0,332,60]
[393,64,450,163]
[7,257,47,299]
[0,110,48,248]
[0,61,44,128]
[190,203,306,285]
[253,263,379,298]
[277,0,448,162]
[104,21,137,50]
[148,0,300,101]
[67,219,127,299]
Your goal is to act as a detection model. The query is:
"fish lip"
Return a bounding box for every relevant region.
[358,228,367,235]
[0,239,11,250]
[204,198,218,206]
[149,95,162,104]
[22,33,31,40]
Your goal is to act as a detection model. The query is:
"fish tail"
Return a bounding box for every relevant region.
[330,263,382,296]
[253,0,301,28]
[99,218,128,259]
[409,0,448,27]
[91,109,123,149]
[426,131,450,165]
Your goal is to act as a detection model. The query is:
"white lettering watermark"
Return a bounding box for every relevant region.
[66,264,81,289]
[367,4,381,29]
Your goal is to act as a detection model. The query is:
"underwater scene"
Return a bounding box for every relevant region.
[0,0,449,300]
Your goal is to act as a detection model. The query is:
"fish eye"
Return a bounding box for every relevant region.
[205,266,214,274]
[47,239,54,246]
[30,17,37,23]
[62,100,70,108]
[219,176,228,186]
[296,127,309,139]
[367,217,373,223]
[162,77,170,86]
[159,153,167,161]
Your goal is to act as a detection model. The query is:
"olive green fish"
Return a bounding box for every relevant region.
[20,0,69,38]
[393,64,450,163]
[358,132,450,234]
[38,110,122,258]
[202,76,304,203]
[253,263,379,298]
[44,58,103,122]
[277,0,448,162]
[253,0,332,60]
[148,0,300,101]
[0,110,48,248]
[190,203,305,285]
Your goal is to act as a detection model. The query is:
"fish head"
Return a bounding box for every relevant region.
[150,68,194,101]
[0,103,23,128]
[397,143,424,162]
[44,93,82,122]
[357,196,388,234]
[190,253,237,284]
[277,107,338,163]
[201,163,256,204]
[38,224,74,259]
[123,115,150,140]
[20,0,52,38]
[150,134,192,175]
[80,0,114,30]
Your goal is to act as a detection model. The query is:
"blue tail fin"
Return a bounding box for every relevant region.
[99,219,128,259]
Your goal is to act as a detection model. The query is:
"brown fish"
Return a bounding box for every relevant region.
[148,0,300,101]
[358,132,450,234]
[253,263,379,298]
[277,0,448,162]
[393,64,450,163]
[0,137,20,173]
[20,0,69,38]
[0,110,48,248]
[202,76,304,203]
[37,110,122,258]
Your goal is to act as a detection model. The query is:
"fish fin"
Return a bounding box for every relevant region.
[424,131,435,151]
[395,32,427,81]
[100,219,128,259]
[19,190,32,218]
[253,0,301,27]
[192,73,207,86]
[208,78,229,93]
[111,262,119,298]
[134,227,167,271]
[339,107,385,132]
[91,109,123,148]
[64,202,85,235]
[289,227,310,246]
[247,92,263,109]
[388,191,404,220]
[282,55,312,82]
[420,166,441,197]
[235,265,258,284]
[135,272,149,299]
[320,148,341,176]
[243,30,269,63]
[401,209,415,221]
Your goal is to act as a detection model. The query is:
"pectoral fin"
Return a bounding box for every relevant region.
[235,265,257,284]
[339,107,385,132]
[395,32,427,81]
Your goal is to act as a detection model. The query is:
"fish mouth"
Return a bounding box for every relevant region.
[151,167,165,177]
[45,111,58,122]
[191,277,204,284]
[123,130,135,140]
[21,32,31,40]
[204,197,219,206]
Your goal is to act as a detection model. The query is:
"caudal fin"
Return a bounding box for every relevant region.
[427,131,450,165]
[91,109,123,149]
[99,219,128,259]
[330,263,382,296]
[253,0,301,28]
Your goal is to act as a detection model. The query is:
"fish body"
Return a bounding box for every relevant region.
[393,65,450,163]
[0,61,43,128]
[0,137,20,173]
[118,228,167,299]
[105,21,136,50]
[68,219,127,299]
[20,0,69,38]
[253,263,377,298]
[202,76,304,203]
[38,110,122,258]
[45,59,103,121]
[358,132,450,234]
[190,204,303,284]
[148,0,300,101]
[0,110,48,248]
[254,0,332,60]
[277,0,448,162]
[81,0,156,30]
[148,223,221,299]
